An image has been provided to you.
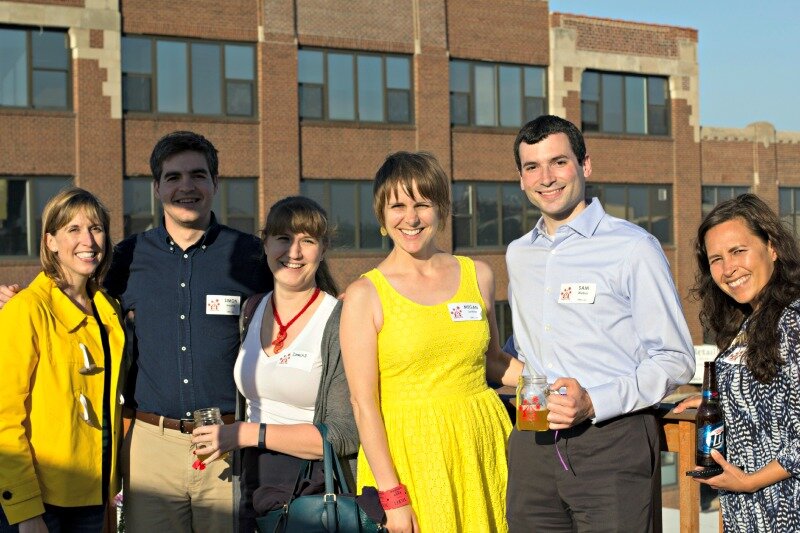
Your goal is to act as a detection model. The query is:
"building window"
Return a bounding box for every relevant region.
[586,183,673,244]
[0,27,70,109]
[212,178,257,234]
[122,36,255,116]
[123,177,257,237]
[702,185,749,218]
[301,180,390,251]
[452,182,540,249]
[0,176,71,256]
[495,301,514,348]
[123,177,161,237]
[449,60,546,128]
[298,49,412,124]
[581,71,669,135]
[780,187,800,238]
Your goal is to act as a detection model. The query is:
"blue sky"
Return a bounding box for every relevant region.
[548,1,800,131]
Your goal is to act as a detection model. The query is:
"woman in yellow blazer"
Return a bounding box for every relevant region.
[0,188,125,532]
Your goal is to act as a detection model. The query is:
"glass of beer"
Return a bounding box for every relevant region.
[516,375,550,431]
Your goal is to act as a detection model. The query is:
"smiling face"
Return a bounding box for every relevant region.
[264,231,324,293]
[383,181,440,256]
[518,132,591,234]
[154,150,217,233]
[45,209,106,289]
[705,218,777,309]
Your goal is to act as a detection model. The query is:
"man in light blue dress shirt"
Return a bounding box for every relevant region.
[505,115,695,532]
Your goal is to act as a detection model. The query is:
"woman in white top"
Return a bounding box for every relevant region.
[191,196,358,532]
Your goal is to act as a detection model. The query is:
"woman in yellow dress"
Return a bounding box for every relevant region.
[341,152,523,533]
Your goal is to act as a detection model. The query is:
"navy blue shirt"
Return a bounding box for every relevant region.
[105,214,272,419]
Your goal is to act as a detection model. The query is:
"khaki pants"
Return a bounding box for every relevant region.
[121,417,234,533]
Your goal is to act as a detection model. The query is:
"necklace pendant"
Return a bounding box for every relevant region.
[272,330,287,353]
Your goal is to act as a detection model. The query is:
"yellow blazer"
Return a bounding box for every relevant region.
[0,272,125,524]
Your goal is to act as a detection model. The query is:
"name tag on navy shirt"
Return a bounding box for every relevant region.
[558,283,596,304]
[206,295,241,315]
[277,350,315,372]
[447,302,482,321]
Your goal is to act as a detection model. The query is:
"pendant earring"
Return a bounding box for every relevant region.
[380,227,388,237]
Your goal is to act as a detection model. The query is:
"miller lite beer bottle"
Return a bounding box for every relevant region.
[696,361,725,466]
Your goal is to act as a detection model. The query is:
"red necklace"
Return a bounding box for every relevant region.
[271,287,321,353]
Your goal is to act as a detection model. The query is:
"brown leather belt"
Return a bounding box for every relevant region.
[132,410,236,434]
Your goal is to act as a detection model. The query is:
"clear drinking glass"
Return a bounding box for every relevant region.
[516,375,551,431]
[193,407,223,460]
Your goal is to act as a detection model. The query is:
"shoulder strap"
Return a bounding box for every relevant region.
[239,292,267,342]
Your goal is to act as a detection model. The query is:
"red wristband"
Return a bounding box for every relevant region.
[378,484,410,510]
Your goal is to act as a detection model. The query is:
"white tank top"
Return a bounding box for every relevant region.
[233,291,337,424]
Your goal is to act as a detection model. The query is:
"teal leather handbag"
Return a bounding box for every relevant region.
[256,424,385,533]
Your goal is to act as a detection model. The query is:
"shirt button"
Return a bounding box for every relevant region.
[186,411,191,417]
[180,315,185,320]
[180,282,186,287]
[202,245,206,250]
[181,346,187,351]
[547,363,553,369]
[545,325,551,331]
[183,379,189,384]
[551,250,557,255]
[546,287,551,294]
[183,253,188,259]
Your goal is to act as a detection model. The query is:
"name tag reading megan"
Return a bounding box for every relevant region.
[558,283,596,304]
[206,295,241,315]
[447,302,483,322]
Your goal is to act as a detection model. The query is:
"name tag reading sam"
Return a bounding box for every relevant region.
[277,350,315,372]
[447,302,483,322]
[558,283,596,304]
[206,295,241,315]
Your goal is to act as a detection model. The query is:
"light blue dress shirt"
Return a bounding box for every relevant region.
[506,198,695,423]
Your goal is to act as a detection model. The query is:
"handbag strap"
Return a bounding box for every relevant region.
[315,424,338,533]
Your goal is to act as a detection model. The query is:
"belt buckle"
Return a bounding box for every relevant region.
[179,419,193,434]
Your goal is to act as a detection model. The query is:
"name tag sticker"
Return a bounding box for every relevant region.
[558,283,596,304]
[277,350,315,372]
[447,302,483,322]
[206,295,241,316]
[722,345,745,365]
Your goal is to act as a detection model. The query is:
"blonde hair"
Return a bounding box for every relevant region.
[40,187,113,289]
[372,151,450,230]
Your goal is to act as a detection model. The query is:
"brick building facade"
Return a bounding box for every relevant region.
[2,0,800,344]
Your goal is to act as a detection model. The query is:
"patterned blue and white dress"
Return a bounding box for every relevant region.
[715,300,800,532]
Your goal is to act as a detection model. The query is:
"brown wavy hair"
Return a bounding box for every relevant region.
[261,196,339,296]
[693,193,800,383]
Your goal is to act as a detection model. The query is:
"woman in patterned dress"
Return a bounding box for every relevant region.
[675,193,800,532]
[340,152,523,533]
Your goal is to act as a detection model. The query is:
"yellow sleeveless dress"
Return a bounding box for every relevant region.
[357,256,511,532]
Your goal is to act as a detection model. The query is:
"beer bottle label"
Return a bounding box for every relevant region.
[697,422,725,455]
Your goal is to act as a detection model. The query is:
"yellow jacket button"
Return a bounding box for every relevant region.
[1,490,11,500]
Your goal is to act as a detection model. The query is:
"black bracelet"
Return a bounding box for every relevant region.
[257,423,267,449]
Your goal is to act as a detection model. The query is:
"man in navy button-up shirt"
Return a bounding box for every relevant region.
[107,131,272,532]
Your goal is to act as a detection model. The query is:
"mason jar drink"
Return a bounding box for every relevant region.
[516,375,550,431]
[193,407,224,460]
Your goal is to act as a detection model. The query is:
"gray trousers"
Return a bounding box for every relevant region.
[506,411,660,533]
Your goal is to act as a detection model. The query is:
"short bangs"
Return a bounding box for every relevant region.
[372,151,450,229]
